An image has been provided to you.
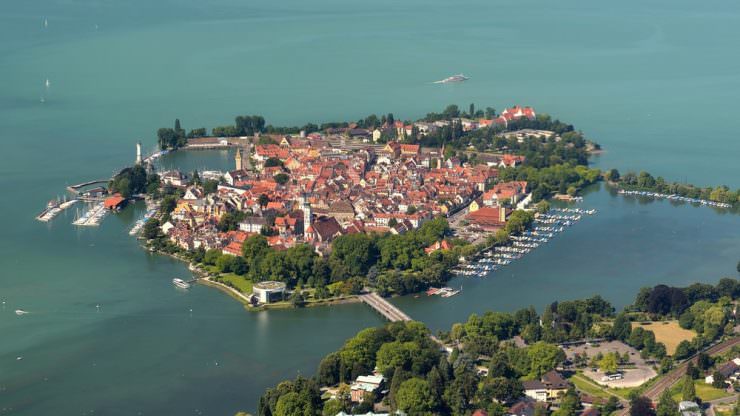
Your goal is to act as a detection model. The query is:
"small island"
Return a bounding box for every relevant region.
[117,104,605,308]
[101,103,738,311]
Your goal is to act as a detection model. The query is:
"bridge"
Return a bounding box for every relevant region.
[359,292,412,322]
[358,292,445,346]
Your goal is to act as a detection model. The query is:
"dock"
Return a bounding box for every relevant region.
[66,179,110,194]
[72,202,107,227]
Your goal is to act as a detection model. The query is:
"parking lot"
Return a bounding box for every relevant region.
[562,340,657,388]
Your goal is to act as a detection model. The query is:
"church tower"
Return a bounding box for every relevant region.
[302,196,312,240]
[235,148,243,171]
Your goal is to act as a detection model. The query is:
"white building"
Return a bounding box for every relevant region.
[252,281,286,304]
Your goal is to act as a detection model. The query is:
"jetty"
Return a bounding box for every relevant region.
[66,179,110,195]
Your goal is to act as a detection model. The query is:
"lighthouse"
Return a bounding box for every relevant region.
[136,142,142,164]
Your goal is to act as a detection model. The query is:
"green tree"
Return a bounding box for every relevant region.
[630,396,656,416]
[553,388,580,416]
[274,392,308,416]
[611,313,632,341]
[478,377,524,405]
[527,341,565,378]
[711,370,726,389]
[655,389,678,416]
[322,399,343,416]
[603,396,619,415]
[681,375,696,401]
[395,378,437,414]
[142,218,161,240]
[599,352,619,374]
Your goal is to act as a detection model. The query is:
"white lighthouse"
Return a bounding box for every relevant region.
[136,142,142,165]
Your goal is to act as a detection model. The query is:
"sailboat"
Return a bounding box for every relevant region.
[45,79,50,88]
[43,18,48,28]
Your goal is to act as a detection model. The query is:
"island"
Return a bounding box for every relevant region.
[99,103,739,311]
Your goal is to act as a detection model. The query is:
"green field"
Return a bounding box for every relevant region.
[669,380,734,402]
[219,274,253,294]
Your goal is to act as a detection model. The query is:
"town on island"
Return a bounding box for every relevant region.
[37,103,740,416]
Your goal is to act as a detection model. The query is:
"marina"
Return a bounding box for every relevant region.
[129,206,158,236]
[72,202,108,227]
[453,207,597,278]
[617,189,733,209]
[36,198,79,222]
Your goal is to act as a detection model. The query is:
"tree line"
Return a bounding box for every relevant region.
[607,169,739,206]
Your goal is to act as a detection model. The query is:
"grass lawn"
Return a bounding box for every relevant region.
[669,380,734,402]
[570,373,612,399]
[219,273,253,294]
[631,321,696,355]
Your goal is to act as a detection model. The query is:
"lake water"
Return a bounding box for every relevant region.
[1,0,739,414]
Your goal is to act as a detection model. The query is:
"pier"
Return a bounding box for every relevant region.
[66,180,110,194]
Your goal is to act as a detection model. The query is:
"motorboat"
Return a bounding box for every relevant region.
[172,278,191,289]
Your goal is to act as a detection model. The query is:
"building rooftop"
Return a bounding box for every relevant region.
[253,281,286,291]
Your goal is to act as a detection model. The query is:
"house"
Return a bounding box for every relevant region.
[466,206,509,231]
[328,200,356,223]
[508,399,547,416]
[483,181,528,206]
[183,187,204,200]
[473,411,489,416]
[469,197,484,212]
[523,371,570,402]
[239,217,267,233]
[306,216,343,243]
[581,408,601,416]
[349,374,384,403]
[103,194,127,211]
[425,240,452,254]
[501,105,536,121]
[400,144,420,157]
[679,401,701,416]
[522,381,548,402]
[161,170,189,187]
[705,360,740,384]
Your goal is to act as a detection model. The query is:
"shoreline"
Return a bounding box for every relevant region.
[146,244,362,311]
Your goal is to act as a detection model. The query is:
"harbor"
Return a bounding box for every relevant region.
[72,202,108,227]
[36,198,79,222]
[453,207,597,278]
[129,201,159,236]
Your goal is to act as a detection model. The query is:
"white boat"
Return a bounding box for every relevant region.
[45,78,50,88]
[433,74,469,84]
[15,309,29,315]
[172,278,191,289]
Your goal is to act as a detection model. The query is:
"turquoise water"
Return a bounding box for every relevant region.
[1,0,739,414]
